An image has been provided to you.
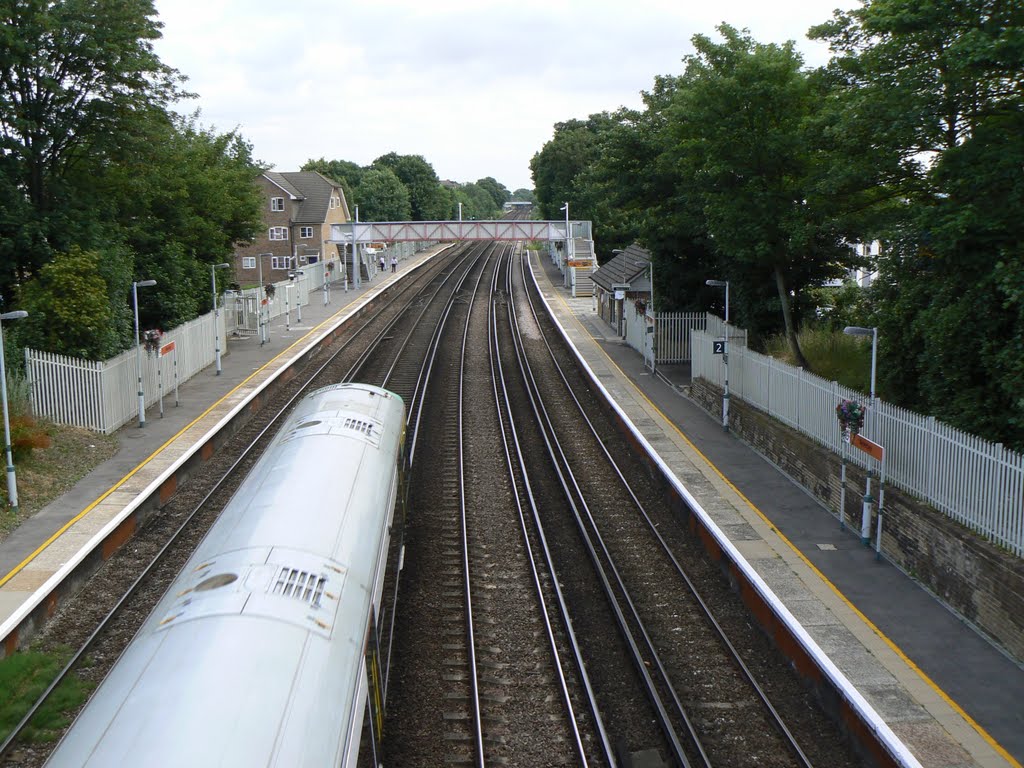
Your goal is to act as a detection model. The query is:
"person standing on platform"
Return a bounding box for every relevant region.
[379,256,385,274]
[391,255,398,273]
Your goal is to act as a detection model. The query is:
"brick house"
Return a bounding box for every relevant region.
[234,171,350,285]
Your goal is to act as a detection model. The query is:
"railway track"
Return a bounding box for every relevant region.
[0,245,472,767]
[4,232,870,768]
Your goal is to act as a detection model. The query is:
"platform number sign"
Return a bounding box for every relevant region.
[712,339,726,355]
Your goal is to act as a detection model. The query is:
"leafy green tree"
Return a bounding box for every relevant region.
[530,114,614,221]
[15,247,131,359]
[668,26,853,366]
[510,188,535,203]
[355,167,412,221]
[813,0,1024,447]
[475,177,510,210]
[0,0,183,291]
[371,153,449,220]
[301,157,362,209]
[450,182,500,220]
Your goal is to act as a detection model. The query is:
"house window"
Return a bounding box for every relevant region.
[271,197,284,212]
[300,226,313,239]
[242,256,256,269]
[329,195,338,209]
[269,227,288,241]
[271,256,290,270]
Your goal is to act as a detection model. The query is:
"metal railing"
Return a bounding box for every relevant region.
[692,329,1024,557]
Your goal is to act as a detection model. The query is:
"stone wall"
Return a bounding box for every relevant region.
[690,377,1024,662]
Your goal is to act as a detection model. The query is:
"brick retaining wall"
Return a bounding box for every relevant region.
[690,378,1024,662]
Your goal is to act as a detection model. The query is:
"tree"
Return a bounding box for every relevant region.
[15,247,131,360]
[669,26,853,366]
[530,114,614,221]
[371,153,449,220]
[0,0,183,245]
[812,0,1024,447]
[355,167,411,222]
[302,157,362,209]
[475,177,510,210]
[0,0,187,306]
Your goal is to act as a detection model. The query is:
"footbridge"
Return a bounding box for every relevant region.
[329,219,594,288]
[329,219,590,244]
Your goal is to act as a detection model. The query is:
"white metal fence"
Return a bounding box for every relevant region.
[27,311,227,434]
[618,309,749,364]
[692,330,1024,556]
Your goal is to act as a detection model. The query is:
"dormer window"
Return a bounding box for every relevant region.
[271,197,284,212]
[329,195,338,209]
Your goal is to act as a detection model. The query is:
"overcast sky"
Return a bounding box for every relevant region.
[151,0,858,193]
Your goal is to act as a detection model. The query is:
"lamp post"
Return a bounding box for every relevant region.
[844,326,878,546]
[706,279,730,431]
[560,202,570,264]
[289,270,305,322]
[211,263,230,375]
[283,284,293,332]
[458,202,463,222]
[132,279,157,427]
[1,310,28,514]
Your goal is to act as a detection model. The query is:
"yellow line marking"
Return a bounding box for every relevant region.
[0,305,353,592]
[543,280,1020,768]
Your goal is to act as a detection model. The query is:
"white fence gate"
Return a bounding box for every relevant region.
[691,329,1024,556]
[27,311,226,434]
[619,310,749,365]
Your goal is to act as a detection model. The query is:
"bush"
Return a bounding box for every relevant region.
[10,415,51,462]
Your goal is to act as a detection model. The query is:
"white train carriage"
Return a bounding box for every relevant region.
[47,383,406,768]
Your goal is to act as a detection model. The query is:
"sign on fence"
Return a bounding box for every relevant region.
[851,433,884,461]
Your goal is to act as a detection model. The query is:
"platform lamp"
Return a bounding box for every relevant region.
[705,279,730,431]
[1,310,28,513]
[844,325,878,545]
[211,263,230,375]
[132,279,157,427]
[289,270,305,323]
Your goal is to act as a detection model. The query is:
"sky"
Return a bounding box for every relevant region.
[151,0,859,193]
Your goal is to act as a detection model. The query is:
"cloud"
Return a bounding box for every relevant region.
[153,0,856,191]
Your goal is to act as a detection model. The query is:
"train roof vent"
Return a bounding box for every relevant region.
[270,566,327,608]
[343,416,382,447]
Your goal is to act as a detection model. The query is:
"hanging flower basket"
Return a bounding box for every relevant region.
[634,298,647,316]
[264,283,276,299]
[836,399,865,434]
[142,329,163,355]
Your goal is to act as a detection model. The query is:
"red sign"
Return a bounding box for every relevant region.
[159,341,176,357]
[851,433,884,461]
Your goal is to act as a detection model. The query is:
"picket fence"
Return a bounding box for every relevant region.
[27,310,227,434]
[620,306,749,364]
[692,330,1024,557]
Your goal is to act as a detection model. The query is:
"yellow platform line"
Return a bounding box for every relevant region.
[546,284,1020,768]
[0,309,345,592]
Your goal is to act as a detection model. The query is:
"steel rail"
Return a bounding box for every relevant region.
[0,246,463,761]
[506,251,697,766]
[489,247,609,766]
[520,254,816,768]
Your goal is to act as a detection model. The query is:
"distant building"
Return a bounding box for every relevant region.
[234,171,350,284]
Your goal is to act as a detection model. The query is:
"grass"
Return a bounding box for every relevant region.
[0,422,119,543]
[0,647,95,744]
[763,326,874,396]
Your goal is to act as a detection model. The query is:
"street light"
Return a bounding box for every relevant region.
[560,202,570,261]
[706,279,730,431]
[211,263,230,375]
[1,310,28,513]
[289,270,305,323]
[132,279,157,427]
[283,284,293,332]
[458,201,463,222]
[844,325,878,545]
